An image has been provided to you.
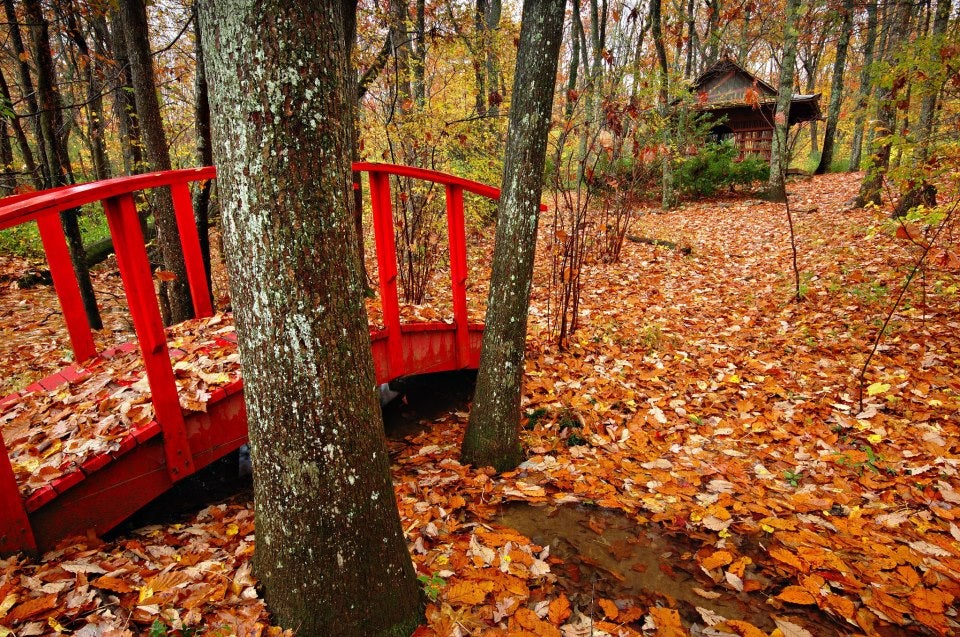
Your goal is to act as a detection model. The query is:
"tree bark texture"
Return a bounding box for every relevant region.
[119,0,193,324]
[816,0,854,174]
[461,0,565,472]
[198,1,422,634]
[767,0,800,203]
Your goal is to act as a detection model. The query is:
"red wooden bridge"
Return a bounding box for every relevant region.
[0,163,502,555]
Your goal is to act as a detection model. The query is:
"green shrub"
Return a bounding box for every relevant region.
[675,142,769,196]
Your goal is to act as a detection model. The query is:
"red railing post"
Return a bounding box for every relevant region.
[445,185,470,367]
[0,433,36,554]
[36,214,97,362]
[103,193,195,481]
[169,183,213,318]
[369,171,405,378]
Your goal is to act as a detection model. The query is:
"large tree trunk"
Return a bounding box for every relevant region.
[25,0,103,330]
[893,0,951,217]
[198,1,422,634]
[119,0,193,324]
[767,0,800,203]
[816,0,854,174]
[856,0,911,207]
[461,0,564,472]
[849,0,880,171]
[651,0,674,209]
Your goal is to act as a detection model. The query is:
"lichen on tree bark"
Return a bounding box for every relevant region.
[198,1,422,634]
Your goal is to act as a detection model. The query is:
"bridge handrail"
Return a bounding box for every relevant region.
[0,162,527,554]
[0,168,217,553]
[0,168,217,231]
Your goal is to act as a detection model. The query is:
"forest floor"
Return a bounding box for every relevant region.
[1,171,959,636]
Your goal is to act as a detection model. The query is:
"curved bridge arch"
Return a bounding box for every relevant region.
[0,163,503,554]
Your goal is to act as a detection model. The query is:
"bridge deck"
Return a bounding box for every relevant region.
[1,313,483,552]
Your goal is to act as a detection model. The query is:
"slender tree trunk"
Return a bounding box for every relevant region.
[485,0,502,115]
[0,121,15,194]
[857,0,910,207]
[849,0,880,171]
[472,0,488,114]
[199,2,423,633]
[651,0,674,209]
[95,12,144,175]
[119,0,193,324]
[567,0,583,118]
[5,0,49,186]
[62,0,111,181]
[389,0,412,115]
[192,4,214,292]
[738,4,752,63]
[412,0,426,108]
[0,67,41,189]
[461,0,565,472]
[703,0,721,68]
[893,0,950,216]
[342,0,367,285]
[684,0,696,77]
[816,0,854,174]
[25,0,103,330]
[767,0,800,202]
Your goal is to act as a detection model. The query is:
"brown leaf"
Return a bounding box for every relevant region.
[6,594,58,623]
[91,576,134,594]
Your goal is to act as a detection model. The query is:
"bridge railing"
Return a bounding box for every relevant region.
[0,163,512,553]
[0,169,215,552]
[356,162,505,378]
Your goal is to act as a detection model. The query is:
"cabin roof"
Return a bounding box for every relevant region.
[692,57,821,124]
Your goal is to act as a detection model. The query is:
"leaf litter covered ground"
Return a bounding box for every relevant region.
[1,172,959,636]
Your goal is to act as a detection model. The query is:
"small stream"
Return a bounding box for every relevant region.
[499,503,777,631]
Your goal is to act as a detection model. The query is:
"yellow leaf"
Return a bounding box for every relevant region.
[866,382,890,396]
[0,593,16,618]
[138,586,155,603]
[867,433,882,444]
[225,523,240,536]
[48,617,65,632]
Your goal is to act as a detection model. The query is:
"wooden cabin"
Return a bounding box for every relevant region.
[692,58,821,161]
